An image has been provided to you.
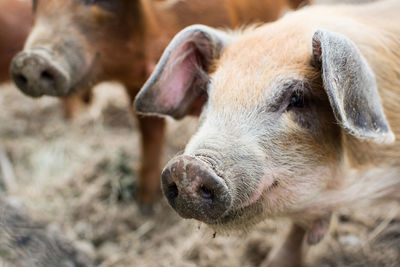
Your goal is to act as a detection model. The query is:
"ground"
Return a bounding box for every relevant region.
[0,81,399,267]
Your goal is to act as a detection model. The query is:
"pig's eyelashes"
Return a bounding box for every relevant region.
[287,90,305,109]
[287,90,305,110]
[278,80,308,112]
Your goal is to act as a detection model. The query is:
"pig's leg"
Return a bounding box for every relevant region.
[306,212,332,245]
[128,81,165,207]
[62,95,82,120]
[61,89,93,119]
[135,114,166,208]
[263,224,305,267]
[81,88,93,105]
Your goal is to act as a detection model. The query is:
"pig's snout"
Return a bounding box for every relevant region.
[10,50,70,97]
[162,155,231,223]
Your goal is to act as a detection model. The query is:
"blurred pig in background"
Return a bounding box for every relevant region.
[10,0,309,209]
[0,0,92,119]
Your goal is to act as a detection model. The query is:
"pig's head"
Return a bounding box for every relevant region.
[135,24,394,230]
[11,0,144,97]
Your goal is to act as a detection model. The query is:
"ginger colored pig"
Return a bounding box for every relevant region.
[136,0,400,264]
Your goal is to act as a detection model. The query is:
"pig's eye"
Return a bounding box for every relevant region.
[287,90,305,110]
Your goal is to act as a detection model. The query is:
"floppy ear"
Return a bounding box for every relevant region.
[312,29,395,144]
[135,25,232,119]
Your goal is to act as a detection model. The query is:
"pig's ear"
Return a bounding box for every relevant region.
[135,25,232,119]
[312,29,395,144]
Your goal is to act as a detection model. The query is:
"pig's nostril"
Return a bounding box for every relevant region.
[11,51,71,97]
[15,74,28,86]
[200,185,214,203]
[40,70,54,82]
[167,183,179,200]
[162,156,232,223]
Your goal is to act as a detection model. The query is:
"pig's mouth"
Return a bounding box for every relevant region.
[162,152,280,229]
[195,154,225,181]
[208,197,266,230]
[188,154,281,228]
[206,177,280,229]
[239,178,279,209]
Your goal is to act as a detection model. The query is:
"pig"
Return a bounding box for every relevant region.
[10,0,309,208]
[135,0,400,265]
[0,0,88,119]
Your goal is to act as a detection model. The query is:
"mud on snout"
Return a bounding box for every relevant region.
[161,149,274,230]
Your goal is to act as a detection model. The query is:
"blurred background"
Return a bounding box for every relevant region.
[0,0,399,266]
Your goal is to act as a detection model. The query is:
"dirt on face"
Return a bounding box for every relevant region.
[0,82,399,267]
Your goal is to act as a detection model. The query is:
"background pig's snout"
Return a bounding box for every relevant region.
[162,155,231,223]
[10,50,70,97]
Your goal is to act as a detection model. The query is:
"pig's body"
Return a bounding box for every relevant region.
[12,0,308,206]
[136,0,400,265]
[0,0,31,82]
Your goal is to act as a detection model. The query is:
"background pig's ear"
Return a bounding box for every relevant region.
[312,29,395,144]
[135,25,233,119]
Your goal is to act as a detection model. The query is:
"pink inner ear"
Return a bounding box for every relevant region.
[158,42,199,110]
[312,37,323,62]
